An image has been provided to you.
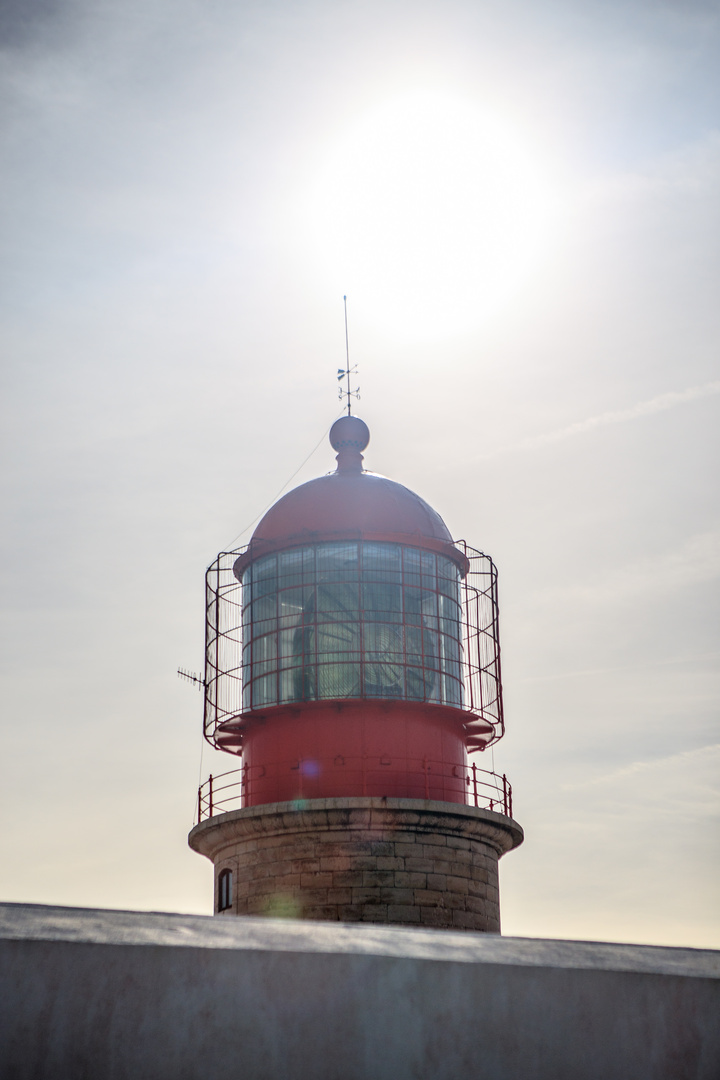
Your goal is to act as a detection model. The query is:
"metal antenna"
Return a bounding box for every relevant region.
[337,295,360,415]
[178,667,205,693]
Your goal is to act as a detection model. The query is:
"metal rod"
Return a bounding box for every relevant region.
[213,560,221,740]
[343,295,350,415]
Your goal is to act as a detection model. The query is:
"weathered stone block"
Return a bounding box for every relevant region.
[376,856,404,871]
[394,871,426,889]
[404,858,436,874]
[393,842,419,859]
[452,910,478,929]
[351,856,380,871]
[446,836,471,851]
[319,856,352,872]
[337,904,365,921]
[387,905,422,924]
[331,871,365,888]
[442,892,468,911]
[326,888,352,905]
[414,890,445,908]
[420,906,451,927]
[420,833,447,847]
[446,876,470,895]
[369,842,395,857]
[303,905,339,920]
[300,873,333,889]
[379,888,414,906]
[362,870,395,888]
[358,905,389,922]
[465,895,489,915]
[351,888,385,906]
[300,888,330,905]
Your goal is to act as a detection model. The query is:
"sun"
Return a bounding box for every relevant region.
[305,90,561,341]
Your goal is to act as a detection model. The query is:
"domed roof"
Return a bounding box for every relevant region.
[236,417,458,571]
[253,470,453,545]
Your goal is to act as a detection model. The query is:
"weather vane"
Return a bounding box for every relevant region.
[337,294,359,416]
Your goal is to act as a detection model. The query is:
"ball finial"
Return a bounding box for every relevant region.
[330,415,370,453]
[329,415,370,473]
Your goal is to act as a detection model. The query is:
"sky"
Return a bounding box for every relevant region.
[1,0,718,948]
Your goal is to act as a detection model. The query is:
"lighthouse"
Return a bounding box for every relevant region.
[189,415,522,930]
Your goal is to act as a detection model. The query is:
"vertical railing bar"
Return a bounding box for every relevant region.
[214,559,222,730]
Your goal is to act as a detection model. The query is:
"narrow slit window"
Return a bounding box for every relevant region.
[218,867,233,912]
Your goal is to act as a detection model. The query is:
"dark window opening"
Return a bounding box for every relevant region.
[218,868,233,912]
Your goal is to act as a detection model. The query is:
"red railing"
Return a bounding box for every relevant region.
[196,758,512,824]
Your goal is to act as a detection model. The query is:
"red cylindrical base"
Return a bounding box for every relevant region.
[225,700,469,806]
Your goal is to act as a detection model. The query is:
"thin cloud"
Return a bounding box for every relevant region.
[481,380,720,459]
[519,650,720,684]
[562,742,720,792]
[521,530,720,610]
[574,530,720,602]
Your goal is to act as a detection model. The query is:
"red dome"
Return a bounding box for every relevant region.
[253,470,453,545]
[234,417,461,573]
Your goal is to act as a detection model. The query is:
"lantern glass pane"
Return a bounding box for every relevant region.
[242,541,464,708]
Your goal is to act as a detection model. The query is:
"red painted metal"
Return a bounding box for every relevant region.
[224,699,469,806]
[233,444,467,577]
[253,469,453,543]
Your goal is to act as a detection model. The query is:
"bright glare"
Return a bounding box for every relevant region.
[306,91,562,340]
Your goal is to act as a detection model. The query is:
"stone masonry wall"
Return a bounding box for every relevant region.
[189,798,523,932]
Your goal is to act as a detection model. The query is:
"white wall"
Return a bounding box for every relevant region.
[1,903,718,1080]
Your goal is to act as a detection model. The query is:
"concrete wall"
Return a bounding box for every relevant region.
[189,797,522,931]
[1,902,718,1080]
